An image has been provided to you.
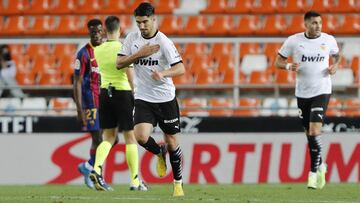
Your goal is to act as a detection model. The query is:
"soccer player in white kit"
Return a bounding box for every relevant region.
[116,2,185,197]
[275,11,341,189]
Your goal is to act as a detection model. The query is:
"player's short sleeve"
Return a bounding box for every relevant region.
[74,50,86,76]
[161,37,182,66]
[329,35,339,56]
[278,36,294,58]
[119,34,132,56]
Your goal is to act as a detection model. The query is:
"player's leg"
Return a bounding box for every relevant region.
[308,94,330,189]
[158,98,184,196]
[89,89,116,191]
[123,130,148,191]
[133,100,166,177]
[90,128,116,191]
[297,97,318,188]
[78,107,101,189]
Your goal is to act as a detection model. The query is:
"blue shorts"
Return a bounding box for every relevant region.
[82,107,100,132]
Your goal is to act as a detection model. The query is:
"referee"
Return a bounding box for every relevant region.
[89,16,147,192]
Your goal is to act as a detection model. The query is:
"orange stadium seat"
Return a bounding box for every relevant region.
[75,0,100,14]
[201,0,227,14]
[31,55,57,74]
[351,56,359,81]
[155,0,180,14]
[9,44,25,56]
[221,68,246,84]
[248,70,272,85]
[277,0,309,13]
[188,55,211,74]
[48,98,73,114]
[57,55,75,85]
[225,0,253,14]
[182,16,208,36]
[326,97,343,117]
[214,55,235,72]
[38,72,63,85]
[252,0,278,14]
[159,15,183,35]
[336,15,360,35]
[343,98,360,117]
[259,15,287,35]
[206,15,234,36]
[208,98,234,116]
[283,15,304,35]
[16,72,37,85]
[275,70,296,84]
[195,69,220,85]
[26,44,50,59]
[183,43,208,59]
[0,0,29,15]
[50,15,79,35]
[24,16,53,36]
[14,54,32,73]
[24,0,50,14]
[239,43,263,59]
[230,15,261,36]
[181,98,209,116]
[98,0,128,14]
[264,43,282,67]
[309,0,331,12]
[1,16,28,36]
[321,15,339,35]
[234,98,261,116]
[52,43,77,57]
[172,72,193,85]
[332,0,356,12]
[209,43,234,59]
[48,0,75,14]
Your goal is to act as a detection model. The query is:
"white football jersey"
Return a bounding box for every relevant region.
[278,32,339,98]
[119,30,182,102]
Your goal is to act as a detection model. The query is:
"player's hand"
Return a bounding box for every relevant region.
[151,69,163,81]
[77,109,87,130]
[328,64,338,75]
[138,43,160,58]
[289,63,300,72]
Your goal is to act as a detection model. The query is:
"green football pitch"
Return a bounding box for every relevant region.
[0,184,359,203]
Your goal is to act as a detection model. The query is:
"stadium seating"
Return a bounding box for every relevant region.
[261,97,288,116]
[0,98,22,115]
[21,97,47,115]
[208,98,233,116]
[48,97,76,115]
[326,97,343,117]
[343,98,360,117]
[233,98,261,116]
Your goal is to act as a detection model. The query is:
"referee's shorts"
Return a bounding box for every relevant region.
[99,88,134,131]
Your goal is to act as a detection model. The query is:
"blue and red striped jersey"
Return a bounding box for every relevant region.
[74,43,100,108]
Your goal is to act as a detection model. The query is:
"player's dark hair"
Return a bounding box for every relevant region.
[304,11,321,21]
[87,19,102,29]
[105,16,120,33]
[134,2,155,17]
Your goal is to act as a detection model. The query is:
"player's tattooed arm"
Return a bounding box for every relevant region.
[328,53,340,75]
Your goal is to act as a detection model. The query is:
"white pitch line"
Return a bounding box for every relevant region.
[250,199,360,203]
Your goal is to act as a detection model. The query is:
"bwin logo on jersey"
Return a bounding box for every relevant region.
[301,54,325,62]
[135,57,159,66]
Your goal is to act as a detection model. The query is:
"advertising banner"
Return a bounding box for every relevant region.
[0,133,359,184]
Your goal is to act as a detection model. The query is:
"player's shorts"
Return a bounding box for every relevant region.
[82,107,100,132]
[297,94,330,131]
[134,98,181,135]
[99,88,134,131]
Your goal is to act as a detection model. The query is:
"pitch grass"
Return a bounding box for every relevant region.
[0,184,359,203]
